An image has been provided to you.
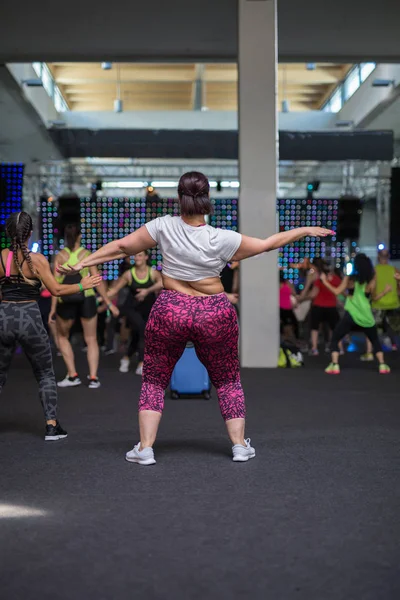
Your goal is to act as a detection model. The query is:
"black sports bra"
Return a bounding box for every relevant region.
[0,251,41,301]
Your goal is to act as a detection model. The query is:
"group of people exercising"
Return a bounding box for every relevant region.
[0,171,397,464]
[279,251,400,374]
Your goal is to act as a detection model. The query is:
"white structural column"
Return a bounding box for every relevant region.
[238,0,279,367]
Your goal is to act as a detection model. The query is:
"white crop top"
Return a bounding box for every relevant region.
[145,215,242,282]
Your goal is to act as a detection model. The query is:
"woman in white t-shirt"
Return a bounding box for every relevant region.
[58,172,332,466]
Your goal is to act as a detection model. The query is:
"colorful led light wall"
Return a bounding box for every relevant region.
[278,197,346,284]
[0,163,24,249]
[40,197,238,279]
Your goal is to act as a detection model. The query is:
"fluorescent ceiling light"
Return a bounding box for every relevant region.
[221,181,240,188]
[209,181,218,188]
[102,181,147,188]
[151,181,178,188]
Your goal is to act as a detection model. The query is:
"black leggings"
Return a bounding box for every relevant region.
[331,311,382,354]
[106,308,148,360]
[125,308,147,361]
[0,302,58,421]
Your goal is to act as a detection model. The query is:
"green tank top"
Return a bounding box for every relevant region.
[345,282,375,328]
[56,247,95,299]
[371,264,400,310]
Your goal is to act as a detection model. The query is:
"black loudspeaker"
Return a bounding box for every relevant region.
[336,195,362,241]
[390,168,400,259]
[58,194,80,225]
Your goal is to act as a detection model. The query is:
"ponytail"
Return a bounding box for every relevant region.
[64,223,81,251]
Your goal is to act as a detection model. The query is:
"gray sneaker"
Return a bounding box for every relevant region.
[232,438,256,462]
[126,442,156,466]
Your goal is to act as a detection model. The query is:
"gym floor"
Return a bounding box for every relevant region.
[1,351,399,600]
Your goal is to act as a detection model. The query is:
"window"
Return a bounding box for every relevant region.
[32,62,42,77]
[344,66,360,101]
[360,63,376,82]
[41,64,54,97]
[54,88,67,112]
[330,87,343,113]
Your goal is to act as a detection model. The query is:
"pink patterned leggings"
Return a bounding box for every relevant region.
[139,290,245,421]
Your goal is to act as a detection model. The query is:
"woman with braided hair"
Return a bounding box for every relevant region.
[59,172,334,465]
[0,211,101,440]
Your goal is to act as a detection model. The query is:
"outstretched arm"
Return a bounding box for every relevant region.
[232,227,333,261]
[320,273,349,296]
[57,227,156,274]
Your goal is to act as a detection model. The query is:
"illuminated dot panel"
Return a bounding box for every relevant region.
[278,197,346,285]
[40,198,59,257]
[0,163,24,250]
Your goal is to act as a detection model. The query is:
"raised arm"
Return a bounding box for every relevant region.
[232,227,333,261]
[107,270,131,299]
[33,254,101,296]
[57,226,156,275]
[320,273,349,296]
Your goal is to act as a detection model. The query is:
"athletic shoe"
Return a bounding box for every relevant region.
[119,358,130,373]
[45,422,68,441]
[325,363,340,374]
[88,376,101,389]
[135,363,143,376]
[360,353,374,362]
[126,443,156,466]
[57,375,82,388]
[379,364,391,374]
[232,438,256,462]
[309,348,319,356]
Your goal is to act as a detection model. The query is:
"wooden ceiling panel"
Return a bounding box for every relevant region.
[49,62,351,112]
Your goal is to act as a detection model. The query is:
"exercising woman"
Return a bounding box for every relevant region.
[50,224,119,389]
[58,171,333,465]
[0,212,101,439]
[106,251,162,375]
[299,258,342,355]
[322,253,391,375]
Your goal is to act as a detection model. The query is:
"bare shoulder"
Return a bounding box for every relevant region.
[78,247,90,260]
[55,249,69,264]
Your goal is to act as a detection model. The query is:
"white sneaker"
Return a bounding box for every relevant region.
[119,358,130,373]
[87,376,101,389]
[135,363,143,376]
[126,443,156,466]
[57,375,82,388]
[232,438,256,462]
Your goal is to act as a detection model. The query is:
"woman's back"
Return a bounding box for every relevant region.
[0,249,41,301]
[145,215,241,296]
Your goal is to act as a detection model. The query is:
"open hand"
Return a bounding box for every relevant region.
[57,262,85,276]
[306,227,334,238]
[81,274,103,290]
[135,289,148,302]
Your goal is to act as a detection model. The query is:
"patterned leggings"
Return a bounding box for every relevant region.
[139,290,245,421]
[0,302,58,421]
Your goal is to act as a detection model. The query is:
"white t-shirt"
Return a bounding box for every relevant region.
[145,215,242,282]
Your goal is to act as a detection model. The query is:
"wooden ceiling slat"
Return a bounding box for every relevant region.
[49,61,349,112]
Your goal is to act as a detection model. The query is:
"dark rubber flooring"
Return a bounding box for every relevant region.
[1,350,399,600]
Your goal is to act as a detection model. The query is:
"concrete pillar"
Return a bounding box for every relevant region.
[238,0,279,367]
